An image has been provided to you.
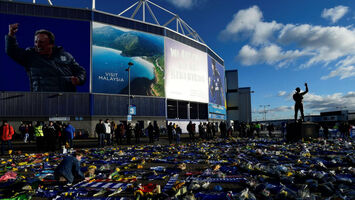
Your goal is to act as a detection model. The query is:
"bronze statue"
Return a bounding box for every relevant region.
[293,83,308,122]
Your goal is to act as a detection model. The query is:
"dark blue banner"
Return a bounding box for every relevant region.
[208,56,226,106]
[0,13,90,92]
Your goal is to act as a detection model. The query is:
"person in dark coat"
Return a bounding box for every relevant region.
[187,121,194,140]
[147,122,154,143]
[167,122,173,144]
[126,123,132,145]
[45,121,57,151]
[5,23,86,92]
[54,151,86,184]
[28,123,34,144]
[95,119,106,148]
[134,123,141,144]
[153,121,160,141]
[175,125,182,144]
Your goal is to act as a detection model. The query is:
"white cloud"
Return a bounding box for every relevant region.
[321,5,349,23]
[336,56,355,68]
[278,24,355,67]
[321,65,355,80]
[237,44,308,67]
[270,106,293,112]
[221,5,355,77]
[303,92,355,111]
[220,5,282,44]
[167,0,198,9]
[278,91,287,96]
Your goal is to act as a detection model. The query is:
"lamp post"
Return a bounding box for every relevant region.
[126,62,134,115]
[260,105,270,121]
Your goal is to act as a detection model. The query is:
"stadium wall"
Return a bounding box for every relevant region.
[0,1,226,136]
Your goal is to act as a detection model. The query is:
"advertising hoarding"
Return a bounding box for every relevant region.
[164,37,208,103]
[0,13,90,92]
[208,56,226,106]
[208,103,226,115]
[208,103,226,120]
[92,22,165,97]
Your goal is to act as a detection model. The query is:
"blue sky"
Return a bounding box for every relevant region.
[14,0,355,120]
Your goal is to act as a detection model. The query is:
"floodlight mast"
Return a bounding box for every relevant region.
[118,0,205,44]
[32,0,53,6]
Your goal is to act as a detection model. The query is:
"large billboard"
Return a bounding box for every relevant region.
[0,13,90,92]
[92,22,165,97]
[165,37,208,103]
[208,56,226,106]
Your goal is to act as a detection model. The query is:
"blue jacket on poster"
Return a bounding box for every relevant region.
[65,124,75,140]
[5,35,86,92]
[54,155,84,183]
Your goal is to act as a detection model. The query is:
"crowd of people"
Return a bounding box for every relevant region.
[9,121,77,152]
[1,119,354,155]
[94,120,231,148]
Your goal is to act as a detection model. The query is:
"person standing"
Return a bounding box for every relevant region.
[114,122,121,145]
[23,124,29,143]
[192,123,196,141]
[212,123,216,138]
[175,125,182,144]
[34,121,44,152]
[1,121,14,155]
[147,122,154,143]
[293,83,309,122]
[280,122,287,139]
[104,119,111,146]
[134,123,141,144]
[126,123,132,145]
[117,122,126,145]
[55,122,65,150]
[220,121,227,138]
[198,122,203,139]
[46,121,57,151]
[95,120,106,148]
[267,123,274,138]
[207,122,212,139]
[187,121,194,140]
[167,122,173,144]
[19,122,25,142]
[28,123,34,144]
[153,121,160,141]
[65,123,75,149]
[111,121,116,144]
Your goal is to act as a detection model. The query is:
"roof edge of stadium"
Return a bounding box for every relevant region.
[31,0,205,44]
[114,0,205,44]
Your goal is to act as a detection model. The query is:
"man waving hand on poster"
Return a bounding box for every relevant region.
[5,23,86,92]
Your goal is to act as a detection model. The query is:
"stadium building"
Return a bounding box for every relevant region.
[0,0,230,135]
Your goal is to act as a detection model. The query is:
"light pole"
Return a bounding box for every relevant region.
[260,105,270,121]
[126,62,134,115]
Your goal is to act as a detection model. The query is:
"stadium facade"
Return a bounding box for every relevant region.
[0,0,228,135]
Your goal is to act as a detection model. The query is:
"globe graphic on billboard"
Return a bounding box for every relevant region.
[92,23,165,96]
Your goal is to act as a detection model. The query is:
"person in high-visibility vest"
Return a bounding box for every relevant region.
[34,121,44,152]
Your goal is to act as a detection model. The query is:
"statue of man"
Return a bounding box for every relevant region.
[293,83,308,122]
